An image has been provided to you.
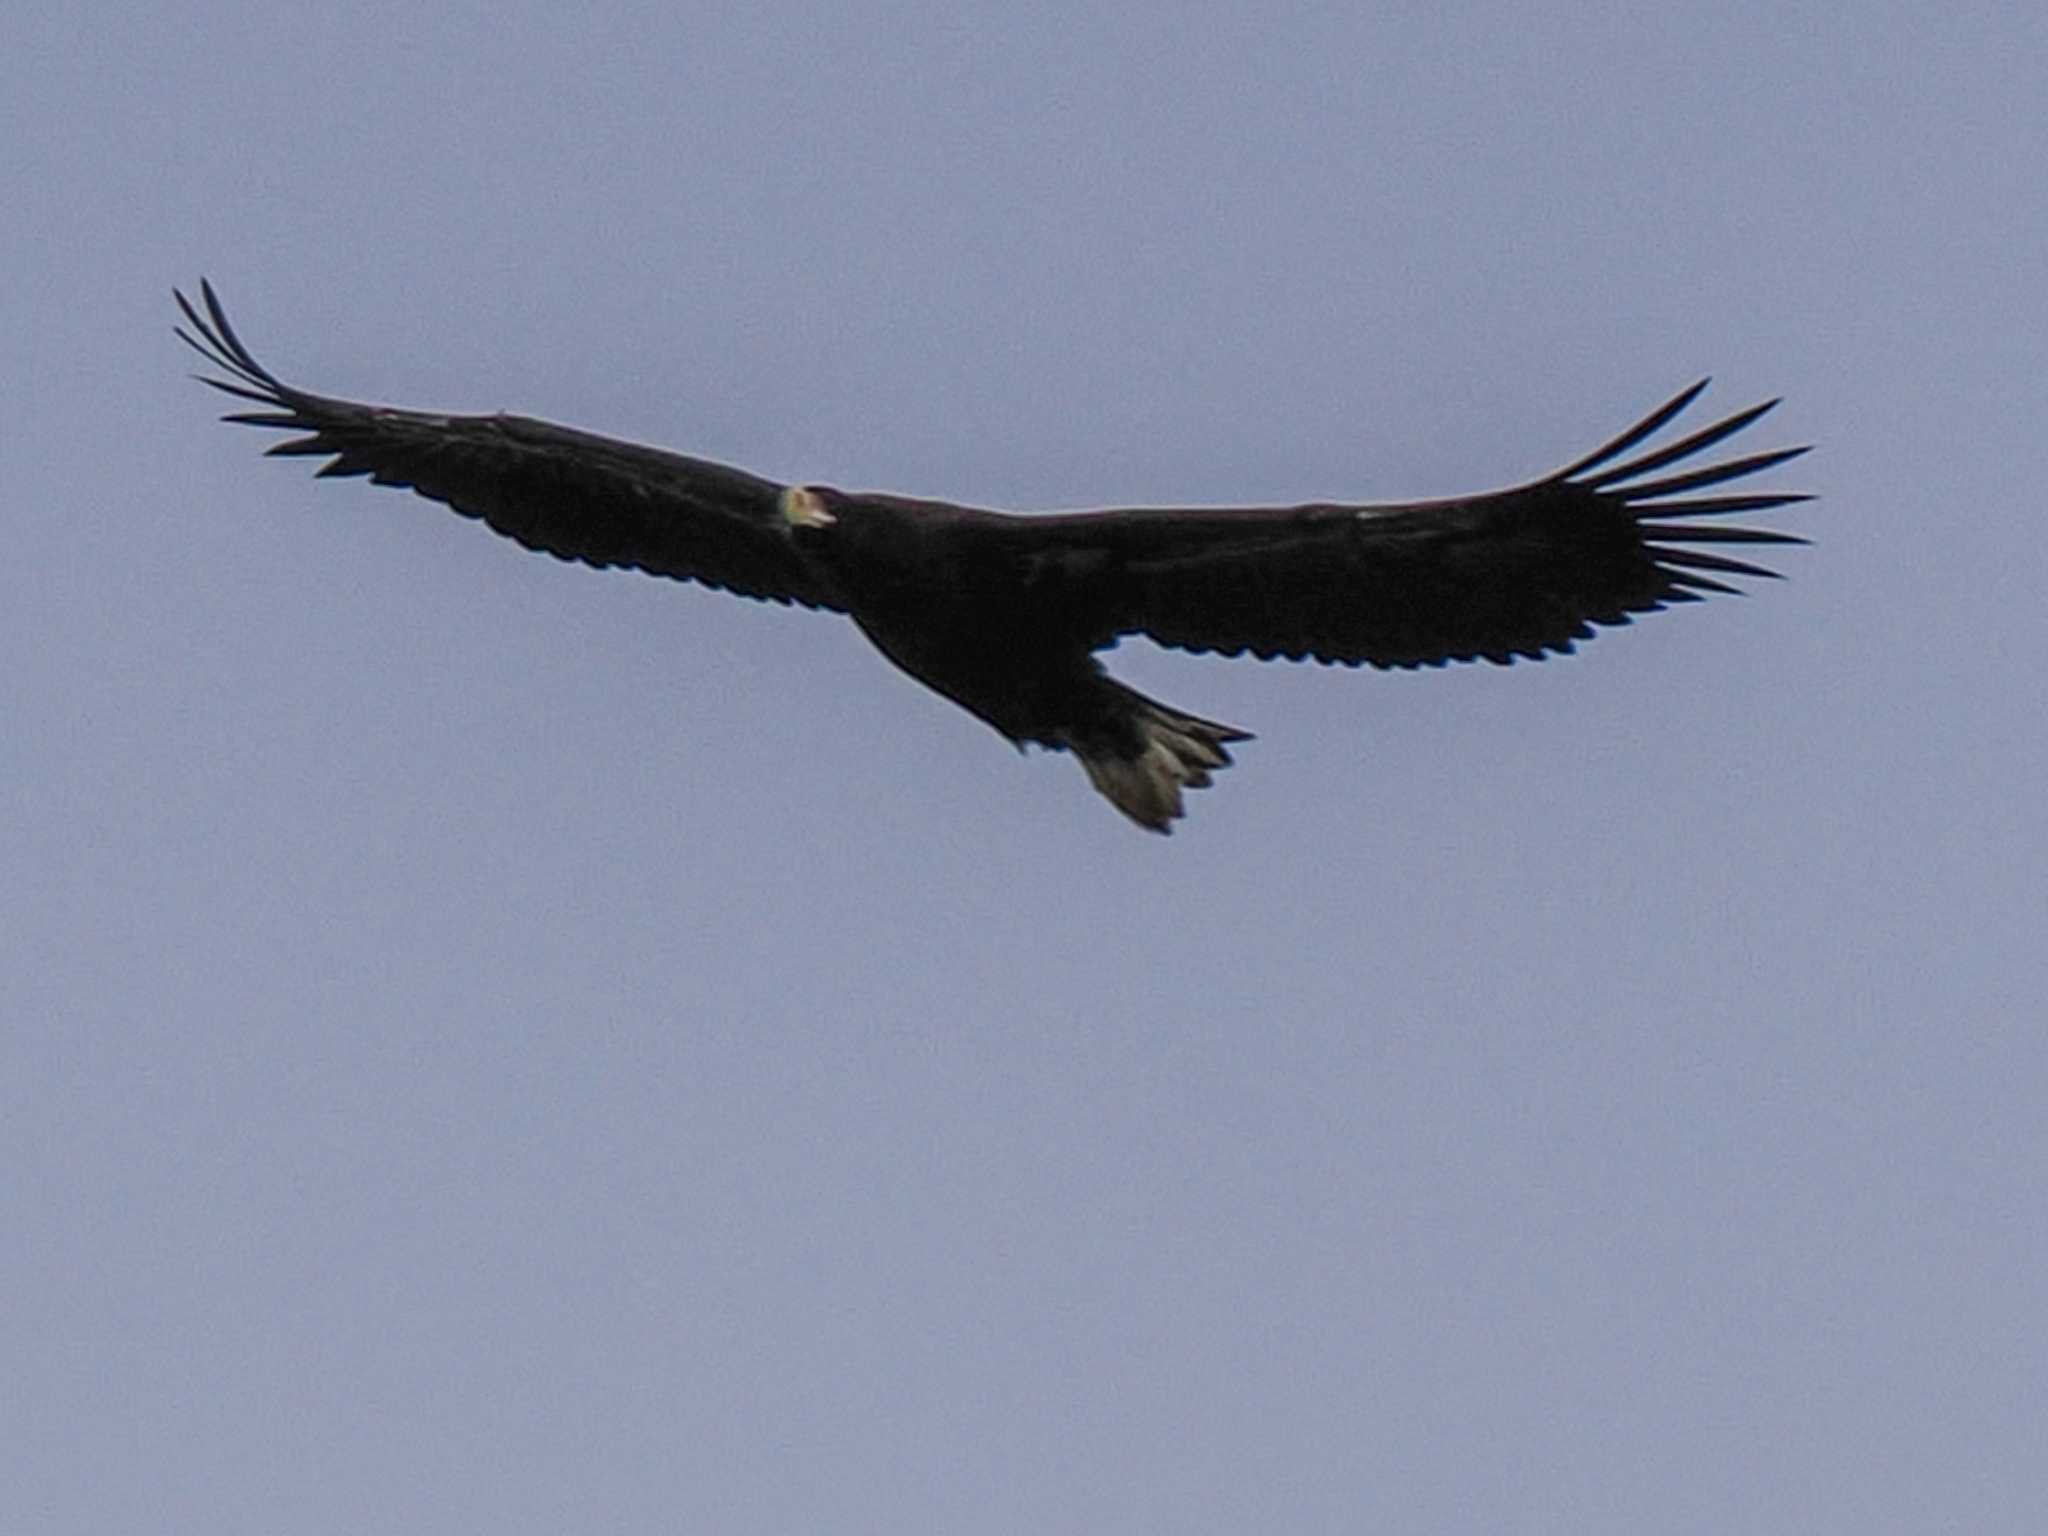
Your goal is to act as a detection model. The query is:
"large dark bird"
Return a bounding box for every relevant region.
[176,281,1808,832]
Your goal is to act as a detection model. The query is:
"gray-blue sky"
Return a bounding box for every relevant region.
[5,2,2043,1530]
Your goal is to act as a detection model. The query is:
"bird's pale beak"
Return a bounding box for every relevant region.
[781,486,836,528]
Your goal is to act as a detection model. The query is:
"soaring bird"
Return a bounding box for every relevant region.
[176,282,1808,832]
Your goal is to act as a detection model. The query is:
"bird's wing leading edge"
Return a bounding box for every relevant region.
[175,281,847,612]
[1039,380,1810,669]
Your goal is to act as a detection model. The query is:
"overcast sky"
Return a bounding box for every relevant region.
[5,2,2044,1531]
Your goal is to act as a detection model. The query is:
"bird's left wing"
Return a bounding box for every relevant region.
[176,282,846,611]
[1021,381,1809,668]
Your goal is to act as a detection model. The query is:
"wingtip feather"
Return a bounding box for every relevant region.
[1551,378,1712,481]
[1584,396,1784,491]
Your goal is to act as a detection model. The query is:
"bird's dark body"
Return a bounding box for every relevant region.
[807,495,1126,749]
[175,281,1809,832]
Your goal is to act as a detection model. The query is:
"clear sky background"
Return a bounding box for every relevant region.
[5,2,2043,1531]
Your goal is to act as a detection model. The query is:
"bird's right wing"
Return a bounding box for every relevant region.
[1023,381,1808,668]
[176,282,847,612]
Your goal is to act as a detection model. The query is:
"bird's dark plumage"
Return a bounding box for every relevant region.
[177,281,1809,832]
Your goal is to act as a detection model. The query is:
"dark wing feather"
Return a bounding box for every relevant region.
[176,281,845,611]
[1032,381,1808,668]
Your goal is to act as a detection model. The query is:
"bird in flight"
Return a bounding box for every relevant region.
[177,281,1808,833]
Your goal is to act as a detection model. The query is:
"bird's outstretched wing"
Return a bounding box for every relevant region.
[175,281,846,611]
[1030,381,1808,668]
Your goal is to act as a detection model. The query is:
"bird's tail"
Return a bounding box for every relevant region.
[1066,683,1252,834]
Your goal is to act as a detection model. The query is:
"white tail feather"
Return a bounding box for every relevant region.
[1068,695,1251,833]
